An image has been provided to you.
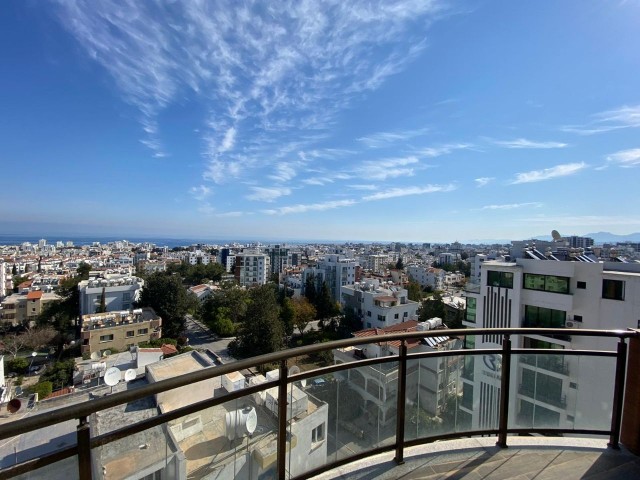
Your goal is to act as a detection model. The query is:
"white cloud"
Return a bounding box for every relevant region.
[54,0,446,178]
[418,143,474,157]
[357,127,429,148]
[268,163,299,182]
[263,199,357,215]
[189,185,212,201]
[493,138,567,149]
[606,148,640,168]
[475,177,494,187]
[359,156,420,180]
[347,184,377,190]
[246,186,292,202]
[216,211,244,218]
[481,202,542,210]
[511,162,587,184]
[362,184,455,201]
[561,104,640,135]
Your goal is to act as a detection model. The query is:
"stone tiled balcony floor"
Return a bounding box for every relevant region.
[312,437,640,480]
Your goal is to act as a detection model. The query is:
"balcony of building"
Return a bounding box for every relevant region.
[1,327,640,480]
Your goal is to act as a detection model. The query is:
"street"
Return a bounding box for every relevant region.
[183,314,235,364]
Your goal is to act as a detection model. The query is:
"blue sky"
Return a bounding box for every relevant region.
[1,1,639,242]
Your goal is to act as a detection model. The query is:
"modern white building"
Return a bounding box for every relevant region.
[341,279,419,329]
[78,272,144,315]
[462,248,640,433]
[407,265,446,291]
[187,250,211,265]
[303,254,357,302]
[234,252,270,287]
[0,262,6,300]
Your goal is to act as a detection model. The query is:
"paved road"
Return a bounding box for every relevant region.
[184,315,235,364]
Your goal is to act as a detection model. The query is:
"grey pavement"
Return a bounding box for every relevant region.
[184,314,234,363]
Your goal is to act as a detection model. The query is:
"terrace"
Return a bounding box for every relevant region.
[1,327,640,480]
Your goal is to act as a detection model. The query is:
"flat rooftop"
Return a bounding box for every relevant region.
[146,350,214,381]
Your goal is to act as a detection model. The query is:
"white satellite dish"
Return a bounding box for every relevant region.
[551,230,563,242]
[102,350,112,357]
[124,369,136,382]
[103,367,121,387]
[90,352,100,361]
[246,407,257,435]
[288,365,306,388]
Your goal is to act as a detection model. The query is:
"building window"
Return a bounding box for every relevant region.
[602,279,624,300]
[377,315,385,321]
[394,313,399,319]
[523,274,569,294]
[573,315,583,323]
[465,297,476,323]
[123,292,131,301]
[126,330,134,337]
[366,311,371,317]
[487,270,513,289]
[577,281,586,289]
[99,334,114,342]
[311,423,325,443]
[403,312,408,318]
[523,305,566,329]
[138,328,149,335]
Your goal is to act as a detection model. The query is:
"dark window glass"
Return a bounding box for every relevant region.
[577,281,586,289]
[523,274,569,294]
[487,270,513,289]
[465,297,476,323]
[573,315,582,322]
[602,279,624,300]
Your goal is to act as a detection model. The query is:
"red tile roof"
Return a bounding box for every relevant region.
[161,344,178,355]
[354,320,422,349]
[26,290,43,300]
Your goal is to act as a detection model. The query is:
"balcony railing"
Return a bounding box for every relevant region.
[520,353,569,375]
[0,327,635,480]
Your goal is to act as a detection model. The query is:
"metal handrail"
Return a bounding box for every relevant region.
[0,327,635,480]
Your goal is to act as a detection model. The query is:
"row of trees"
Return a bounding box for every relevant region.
[303,274,340,320]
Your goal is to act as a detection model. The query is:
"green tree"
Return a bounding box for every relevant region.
[315,282,338,319]
[41,359,75,389]
[338,308,362,336]
[233,285,283,357]
[11,264,17,275]
[138,272,197,338]
[396,257,404,270]
[419,291,446,322]
[280,297,295,338]
[292,297,316,337]
[33,381,53,399]
[407,281,423,302]
[6,357,28,374]
[97,287,107,313]
[304,273,317,305]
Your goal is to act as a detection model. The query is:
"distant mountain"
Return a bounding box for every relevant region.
[584,232,640,243]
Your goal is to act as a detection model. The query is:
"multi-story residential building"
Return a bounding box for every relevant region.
[264,244,292,275]
[462,247,640,432]
[303,254,357,302]
[407,265,446,291]
[366,254,389,274]
[568,236,595,249]
[80,307,161,356]
[234,252,270,286]
[0,262,6,299]
[1,290,62,326]
[187,250,211,265]
[78,272,144,315]
[341,279,419,329]
[333,320,461,428]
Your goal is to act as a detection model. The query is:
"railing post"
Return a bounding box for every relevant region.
[77,416,92,480]
[609,338,627,449]
[496,334,512,448]
[394,341,407,465]
[277,360,289,480]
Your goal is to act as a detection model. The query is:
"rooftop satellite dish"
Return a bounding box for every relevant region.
[103,367,121,387]
[90,352,100,361]
[102,350,111,357]
[551,230,563,242]
[245,407,257,435]
[124,369,136,382]
[288,365,306,388]
[7,399,21,414]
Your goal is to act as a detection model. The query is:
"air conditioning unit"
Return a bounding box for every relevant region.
[565,320,580,328]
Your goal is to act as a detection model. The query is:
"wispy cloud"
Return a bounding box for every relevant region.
[362,184,455,201]
[493,138,568,149]
[605,148,640,168]
[246,186,292,202]
[347,184,377,190]
[216,211,244,218]
[475,177,494,188]
[358,156,421,181]
[263,199,357,215]
[511,162,587,184]
[357,127,429,148]
[481,202,542,210]
[54,0,446,186]
[189,185,212,201]
[561,104,640,135]
[418,143,474,157]
[268,163,299,182]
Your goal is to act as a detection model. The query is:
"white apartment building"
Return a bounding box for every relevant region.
[78,272,144,315]
[234,252,270,287]
[407,265,446,291]
[462,250,640,433]
[366,254,389,274]
[341,279,419,329]
[302,254,357,302]
[0,262,6,299]
[187,250,211,265]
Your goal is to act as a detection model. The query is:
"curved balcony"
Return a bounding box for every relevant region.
[0,328,638,480]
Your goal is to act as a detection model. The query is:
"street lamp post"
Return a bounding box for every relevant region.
[29,352,37,376]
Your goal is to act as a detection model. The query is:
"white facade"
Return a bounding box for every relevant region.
[0,262,6,300]
[341,279,419,329]
[78,273,144,315]
[303,254,357,302]
[463,256,640,432]
[234,253,270,286]
[407,265,446,290]
[188,250,211,265]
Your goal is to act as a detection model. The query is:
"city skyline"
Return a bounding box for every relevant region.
[2,1,640,242]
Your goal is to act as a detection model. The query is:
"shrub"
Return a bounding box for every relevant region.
[15,376,23,386]
[33,381,53,400]
[7,357,29,374]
